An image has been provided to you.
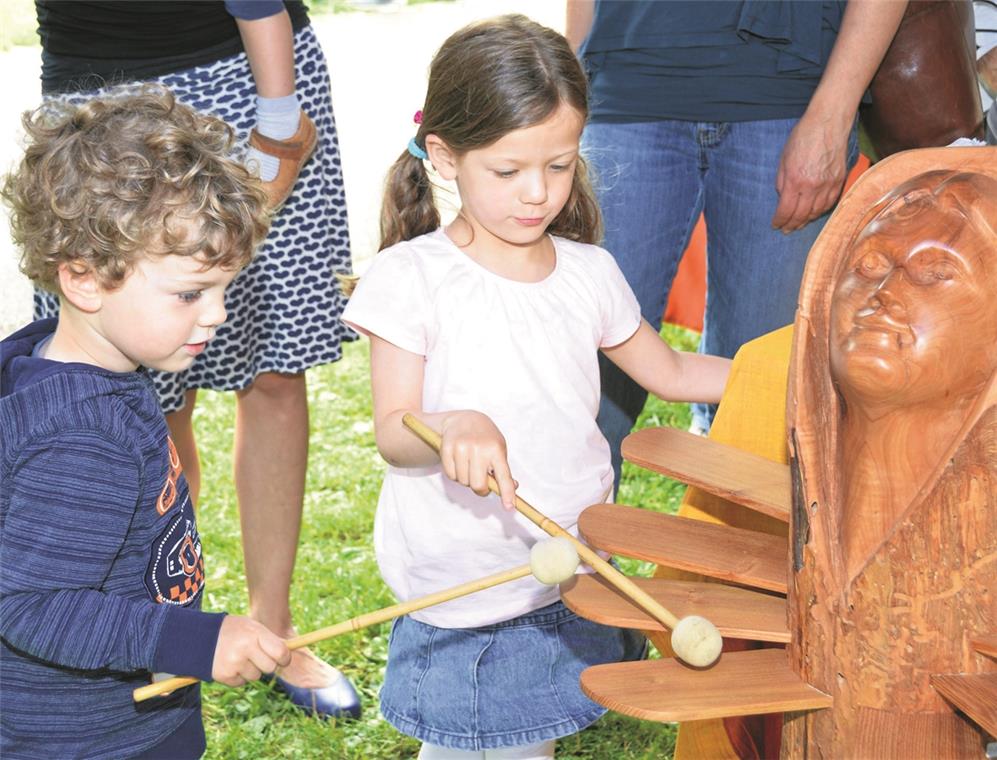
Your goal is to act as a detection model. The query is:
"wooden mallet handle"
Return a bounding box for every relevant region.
[402,414,681,630]
[133,563,532,702]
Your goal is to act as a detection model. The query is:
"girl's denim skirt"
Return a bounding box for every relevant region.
[380,599,646,751]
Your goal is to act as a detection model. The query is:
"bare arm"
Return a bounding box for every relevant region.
[235,9,295,98]
[771,0,907,232]
[602,321,731,405]
[565,0,595,54]
[369,335,518,508]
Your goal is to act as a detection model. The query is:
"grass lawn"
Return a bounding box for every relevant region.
[194,325,696,759]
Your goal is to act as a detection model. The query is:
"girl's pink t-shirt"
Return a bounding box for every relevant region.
[343,229,640,627]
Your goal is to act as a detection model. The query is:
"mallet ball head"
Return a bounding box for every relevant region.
[670,615,722,667]
[529,537,580,585]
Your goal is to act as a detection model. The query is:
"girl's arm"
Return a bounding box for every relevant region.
[370,335,518,508]
[602,320,732,405]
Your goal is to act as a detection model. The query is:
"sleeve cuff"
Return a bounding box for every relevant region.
[341,314,425,356]
[223,1,284,20]
[152,608,227,681]
[601,315,641,348]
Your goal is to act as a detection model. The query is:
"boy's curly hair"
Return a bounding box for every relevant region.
[1,86,270,293]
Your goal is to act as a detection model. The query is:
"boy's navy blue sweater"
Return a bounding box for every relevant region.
[0,319,226,759]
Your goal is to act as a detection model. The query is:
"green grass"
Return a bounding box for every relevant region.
[194,325,696,758]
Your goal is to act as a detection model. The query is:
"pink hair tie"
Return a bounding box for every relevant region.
[413,110,423,125]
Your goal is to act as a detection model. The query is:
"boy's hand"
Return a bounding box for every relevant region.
[439,411,518,509]
[211,616,291,687]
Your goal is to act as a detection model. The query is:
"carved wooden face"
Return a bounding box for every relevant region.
[829,178,997,410]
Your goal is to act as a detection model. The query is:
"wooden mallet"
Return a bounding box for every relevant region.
[402,414,723,668]
[133,536,580,703]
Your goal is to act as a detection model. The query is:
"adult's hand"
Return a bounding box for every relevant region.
[771,111,849,233]
[771,0,907,234]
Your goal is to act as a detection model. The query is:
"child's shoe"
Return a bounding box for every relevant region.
[249,112,318,210]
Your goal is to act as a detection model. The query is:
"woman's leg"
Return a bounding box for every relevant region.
[167,372,357,714]
[232,371,358,715]
[166,390,201,503]
[233,371,335,681]
[233,371,307,639]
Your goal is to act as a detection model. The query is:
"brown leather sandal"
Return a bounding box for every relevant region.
[249,112,318,211]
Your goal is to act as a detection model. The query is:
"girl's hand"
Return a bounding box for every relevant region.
[438,411,518,509]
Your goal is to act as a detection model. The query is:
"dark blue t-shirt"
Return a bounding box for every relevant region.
[580,0,847,123]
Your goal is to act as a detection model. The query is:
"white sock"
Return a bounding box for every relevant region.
[418,744,483,759]
[485,741,555,759]
[246,92,301,181]
[417,742,555,760]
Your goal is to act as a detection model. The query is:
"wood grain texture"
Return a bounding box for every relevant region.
[580,649,830,723]
[579,503,788,593]
[622,427,790,522]
[972,634,997,659]
[784,147,997,758]
[561,573,789,643]
[931,673,997,737]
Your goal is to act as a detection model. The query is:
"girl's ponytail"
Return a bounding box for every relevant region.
[339,146,436,297]
[379,147,439,251]
[549,156,602,245]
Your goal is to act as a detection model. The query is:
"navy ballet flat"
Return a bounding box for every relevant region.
[263,668,362,721]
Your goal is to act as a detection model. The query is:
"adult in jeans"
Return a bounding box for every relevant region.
[566,0,906,486]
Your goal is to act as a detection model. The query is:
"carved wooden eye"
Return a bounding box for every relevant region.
[905,249,959,286]
[855,251,892,279]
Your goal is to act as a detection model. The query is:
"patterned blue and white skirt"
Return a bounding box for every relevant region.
[34,25,354,413]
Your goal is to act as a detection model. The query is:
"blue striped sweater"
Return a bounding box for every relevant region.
[0,319,225,759]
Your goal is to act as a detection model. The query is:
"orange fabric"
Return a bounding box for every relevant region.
[663,216,707,332]
[844,153,871,193]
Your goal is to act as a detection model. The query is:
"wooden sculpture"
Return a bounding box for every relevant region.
[785,154,997,757]
[561,146,997,758]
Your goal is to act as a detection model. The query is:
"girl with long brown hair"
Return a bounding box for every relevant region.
[343,15,730,758]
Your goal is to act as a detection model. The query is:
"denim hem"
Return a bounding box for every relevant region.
[380,701,607,751]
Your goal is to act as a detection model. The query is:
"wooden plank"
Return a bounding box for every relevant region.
[581,648,831,722]
[930,673,997,738]
[561,574,789,643]
[622,427,790,522]
[579,503,788,594]
[971,634,997,659]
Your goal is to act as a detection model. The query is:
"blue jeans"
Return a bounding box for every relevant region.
[583,118,857,487]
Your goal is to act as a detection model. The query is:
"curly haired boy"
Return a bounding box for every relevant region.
[0,88,289,759]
